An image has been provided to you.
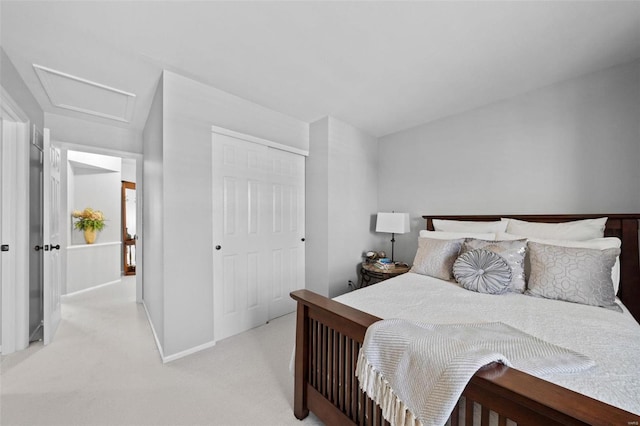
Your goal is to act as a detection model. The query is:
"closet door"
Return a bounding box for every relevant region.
[267,149,305,320]
[212,134,270,342]
[212,131,305,342]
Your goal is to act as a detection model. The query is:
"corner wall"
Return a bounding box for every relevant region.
[378,60,640,264]
[142,76,165,350]
[307,117,380,298]
[1,47,43,129]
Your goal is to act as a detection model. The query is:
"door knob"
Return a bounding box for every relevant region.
[215,245,222,250]
[35,245,44,251]
[50,244,60,250]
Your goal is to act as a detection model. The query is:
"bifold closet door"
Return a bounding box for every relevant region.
[266,148,305,320]
[212,132,305,342]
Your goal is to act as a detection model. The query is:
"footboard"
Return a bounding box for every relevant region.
[291,289,639,426]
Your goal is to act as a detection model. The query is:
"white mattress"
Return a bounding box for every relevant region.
[334,272,640,415]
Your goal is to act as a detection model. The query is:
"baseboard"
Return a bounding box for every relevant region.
[162,339,216,364]
[142,301,165,362]
[63,279,122,298]
[141,301,216,364]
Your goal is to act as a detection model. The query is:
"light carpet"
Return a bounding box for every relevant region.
[0,277,321,426]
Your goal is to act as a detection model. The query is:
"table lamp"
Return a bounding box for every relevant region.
[375,212,410,262]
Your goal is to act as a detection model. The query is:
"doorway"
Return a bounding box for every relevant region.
[121,180,136,276]
[64,149,141,296]
[28,127,43,342]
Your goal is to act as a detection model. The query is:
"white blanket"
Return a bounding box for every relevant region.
[356,320,594,426]
[335,272,640,416]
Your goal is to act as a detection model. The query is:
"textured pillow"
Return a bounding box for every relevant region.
[432,219,507,233]
[419,230,495,240]
[526,241,621,312]
[496,233,622,294]
[460,238,527,293]
[410,237,464,280]
[453,249,512,294]
[502,217,607,241]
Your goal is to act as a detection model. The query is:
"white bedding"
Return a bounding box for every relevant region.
[334,272,640,416]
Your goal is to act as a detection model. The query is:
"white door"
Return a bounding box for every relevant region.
[1,118,17,353]
[212,131,305,342]
[267,149,305,319]
[42,129,61,344]
[213,134,270,342]
[0,118,11,352]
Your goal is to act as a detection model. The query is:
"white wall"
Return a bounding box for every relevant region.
[66,243,121,294]
[143,70,309,359]
[378,60,640,264]
[307,116,380,298]
[45,113,143,154]
[1,48,43,130]
[306,118,330,296]
[121,158,136,183]
[142,76,164,350]
[68,152,121,245]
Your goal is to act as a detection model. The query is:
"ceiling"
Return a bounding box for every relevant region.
[2,1,640,139]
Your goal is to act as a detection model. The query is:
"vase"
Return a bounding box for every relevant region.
[84,228,97,244]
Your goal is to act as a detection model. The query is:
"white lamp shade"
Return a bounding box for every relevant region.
[376,212,410,234]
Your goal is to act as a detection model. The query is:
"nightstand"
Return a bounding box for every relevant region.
[355,262,410,289]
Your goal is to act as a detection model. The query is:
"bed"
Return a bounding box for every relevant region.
[291,214,640,426]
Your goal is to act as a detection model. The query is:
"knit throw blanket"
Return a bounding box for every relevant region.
[355,320,594,426]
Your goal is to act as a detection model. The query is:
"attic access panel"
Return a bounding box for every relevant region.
[34,64,136,123]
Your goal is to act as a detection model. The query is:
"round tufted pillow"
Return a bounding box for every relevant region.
[453,249,512,294]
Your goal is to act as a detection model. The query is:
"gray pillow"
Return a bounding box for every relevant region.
[410,237,464,280]
[526,241,621,312]
[453,249,512,294]
[460,238,527,293]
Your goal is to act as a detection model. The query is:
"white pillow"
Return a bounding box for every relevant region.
[433,219,507,233]
[419,230,495,240]
[502,217,607,241]
[496,232,621,294]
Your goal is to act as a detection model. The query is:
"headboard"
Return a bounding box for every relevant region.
[423,214,640,324]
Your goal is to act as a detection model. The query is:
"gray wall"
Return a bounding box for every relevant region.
[306,118,330,296]
[307,116,380,298]
[378,60,640,264]
[142,76,165,349]
[146,70,308,358]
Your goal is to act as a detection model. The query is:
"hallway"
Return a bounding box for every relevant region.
[0,277,320,425]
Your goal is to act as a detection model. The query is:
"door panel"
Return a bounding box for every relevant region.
[43,129,61,345]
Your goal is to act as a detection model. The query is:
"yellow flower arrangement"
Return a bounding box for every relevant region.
[72,207,106,231]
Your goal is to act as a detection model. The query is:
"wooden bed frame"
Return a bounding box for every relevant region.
[291,214,640,426]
